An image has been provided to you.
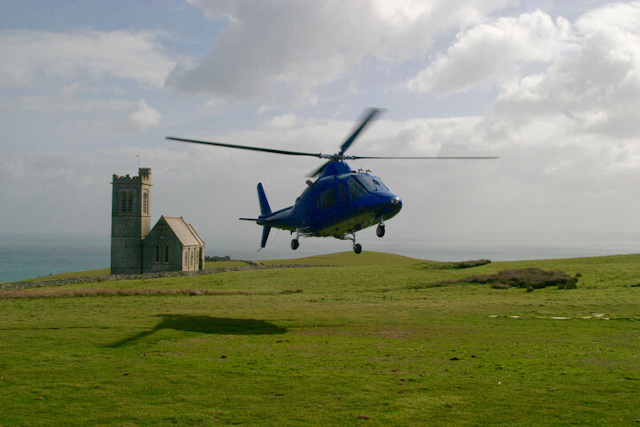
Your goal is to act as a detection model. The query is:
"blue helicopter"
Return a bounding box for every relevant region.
[167,109,496,254]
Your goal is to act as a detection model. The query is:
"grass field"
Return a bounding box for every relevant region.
[1,252,639,425]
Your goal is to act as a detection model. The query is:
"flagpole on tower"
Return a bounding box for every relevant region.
[136,152,140,169]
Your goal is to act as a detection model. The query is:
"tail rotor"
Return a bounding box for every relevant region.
[257,183,271,249]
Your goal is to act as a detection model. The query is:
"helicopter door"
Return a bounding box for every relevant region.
[319,182,349,210]
[318,183,348,226]
[320,186,336,210]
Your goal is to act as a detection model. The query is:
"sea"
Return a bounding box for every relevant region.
[0,234,111,283]
[1,232,638,283]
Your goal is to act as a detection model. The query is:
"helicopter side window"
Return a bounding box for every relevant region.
[349,177,368,199]
[338,182,348,203]
[320,187,336,210]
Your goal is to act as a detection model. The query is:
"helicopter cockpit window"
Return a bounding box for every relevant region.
[351,175,390,196]
[348,177,368,199]
[373,178,389,191]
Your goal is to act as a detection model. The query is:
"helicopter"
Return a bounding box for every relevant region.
[167,108,497,254]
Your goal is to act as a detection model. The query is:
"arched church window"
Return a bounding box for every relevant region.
[120,191,134,214]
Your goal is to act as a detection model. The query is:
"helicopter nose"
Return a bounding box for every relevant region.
[389,196,402,211]
[385,196,402,218]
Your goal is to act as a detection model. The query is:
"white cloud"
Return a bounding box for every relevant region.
[0,30,176,88]
[491,3,640,138]
[129,99,162,129]
[259,113,300,129]
[0,89,131,116]
[575,1,640,33]
[406,11,573,95]
[169,0,515,104]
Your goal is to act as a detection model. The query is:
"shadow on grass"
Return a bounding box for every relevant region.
[107,314,287,348]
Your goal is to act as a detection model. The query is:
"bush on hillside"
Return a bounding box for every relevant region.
[420,259,491,270]
[454,259,491,269]
[463,268,578,290]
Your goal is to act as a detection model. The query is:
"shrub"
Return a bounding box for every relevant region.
[464,268,578,290]
[454,259,491,269]
[420,259,491,270]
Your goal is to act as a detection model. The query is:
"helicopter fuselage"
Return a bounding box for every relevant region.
[243,161,402,252]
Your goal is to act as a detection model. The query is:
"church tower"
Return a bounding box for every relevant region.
[111,168,152,274]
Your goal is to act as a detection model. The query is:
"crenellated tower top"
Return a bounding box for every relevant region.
[112,168,152,185]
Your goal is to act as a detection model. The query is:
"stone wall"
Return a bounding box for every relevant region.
[0,262,319,291]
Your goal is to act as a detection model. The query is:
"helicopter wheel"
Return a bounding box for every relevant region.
[353,243,362,254]
[376,224,385,238]
[291,239,299,250]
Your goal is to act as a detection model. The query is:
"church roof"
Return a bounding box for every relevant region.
[161,216,204,247]
[186,223,205,246]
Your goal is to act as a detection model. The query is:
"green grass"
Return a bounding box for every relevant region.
[1,252,639,425]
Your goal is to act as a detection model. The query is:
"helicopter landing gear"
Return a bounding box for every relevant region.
[376,223,385,238]
[347,233,362,254]
[291,229,301,250]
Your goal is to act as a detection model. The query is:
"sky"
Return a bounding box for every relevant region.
[1,0,639,260]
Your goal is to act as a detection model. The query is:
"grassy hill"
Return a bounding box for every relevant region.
[1,252,638,425]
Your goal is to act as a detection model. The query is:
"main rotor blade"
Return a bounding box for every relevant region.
[350,156,499,160]
[308,160,330,178]
[339,108,385,156]
[166,136,323,158]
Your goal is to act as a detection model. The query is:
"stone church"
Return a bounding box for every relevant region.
[111,167,205,274]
